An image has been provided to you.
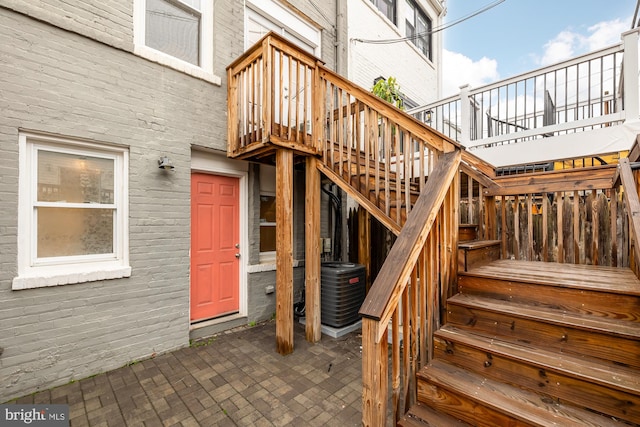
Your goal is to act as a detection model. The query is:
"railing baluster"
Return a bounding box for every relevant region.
[418,248,427,367]
[346,94,353,183]
[337,87,344,176]
[384,118,391,217]
[404,132,411,218]
[355,100,362,192]
[391,308,400,424]
[557,191,564,263]
[364,105,371,197]
[409,264,419,407]
[401,283,410,419]
[394,125,401,223]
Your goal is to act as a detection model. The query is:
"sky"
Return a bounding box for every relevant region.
[441,0,637,96]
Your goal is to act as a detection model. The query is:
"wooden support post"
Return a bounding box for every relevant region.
[362,318,388,427]
[276,149,294,355]
[305,157,321,343]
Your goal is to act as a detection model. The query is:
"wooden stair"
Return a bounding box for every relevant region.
[400,260,640,426]
[324,142,425,229]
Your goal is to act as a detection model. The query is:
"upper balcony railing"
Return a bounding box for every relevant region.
[227,34,322,159]
[409,29,640,152]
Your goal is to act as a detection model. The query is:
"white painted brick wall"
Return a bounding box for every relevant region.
[347,0,441,105]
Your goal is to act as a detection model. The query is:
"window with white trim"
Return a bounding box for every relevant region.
[405,0,432,60]
[370,0,397,24]
[245,0,321,56]
[258,165,277,261]
[259,193,276,253]
[13,133,130,290]
[133,0,218,84]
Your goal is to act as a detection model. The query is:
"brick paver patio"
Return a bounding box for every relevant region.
[8,321,364,426]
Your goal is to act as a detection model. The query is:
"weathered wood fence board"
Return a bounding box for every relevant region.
[460,170,631,268]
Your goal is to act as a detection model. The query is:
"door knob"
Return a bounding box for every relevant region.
[235,253,241,258]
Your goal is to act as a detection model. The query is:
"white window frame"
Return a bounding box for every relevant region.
[13,132,131,290]
[133,0,220,85]
[259,192,277,260]
[245,0,321,56]
[258,165,277,263]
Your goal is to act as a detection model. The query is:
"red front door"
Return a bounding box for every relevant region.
[190,173,240,322]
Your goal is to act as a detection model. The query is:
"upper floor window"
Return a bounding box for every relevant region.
[133,0,219,84]
[405,0,432,60]
[145,0,201,66]
[370,0,397,24]
[13,133,131,290]
[245,0,321,56]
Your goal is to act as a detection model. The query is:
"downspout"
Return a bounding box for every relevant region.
[436,0,447,99]
[335,0,348,76]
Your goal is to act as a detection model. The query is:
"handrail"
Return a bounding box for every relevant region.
[618,157,640,275]
[360,151,460,426]
[407,30,639,157]
[359,150,460,334]
[316,65,459,154]
[314,60,461,232]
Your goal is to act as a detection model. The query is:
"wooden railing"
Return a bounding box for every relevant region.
[227,33,322,159]
[227,32,458,233]
[313,64,458,234]
[617,157,640,277]
[359,151,461,426]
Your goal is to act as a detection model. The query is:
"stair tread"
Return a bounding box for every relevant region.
[436,324,640,394]
[398,401,471,426]
[458,239,501,249]
[448,293,640,339]
[463,259,640,295]
[419,359,624,426]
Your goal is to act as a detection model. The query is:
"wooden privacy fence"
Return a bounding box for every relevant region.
[460,162,640,271]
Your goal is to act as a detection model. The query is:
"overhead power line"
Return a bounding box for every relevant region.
[353,0,506,45]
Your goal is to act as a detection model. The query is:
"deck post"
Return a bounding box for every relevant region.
[622,29,639,121]
[458,84,471,147]
[362,317,388,427]
[276,149,294,355]
[305,156,321,343]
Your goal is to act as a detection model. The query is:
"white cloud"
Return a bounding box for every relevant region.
[538,18,628,66]
[540,30,579,65]
[585,19,628,50]
[442,49,499,97]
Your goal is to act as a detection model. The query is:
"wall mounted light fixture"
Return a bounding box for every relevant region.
[158,156,174,170]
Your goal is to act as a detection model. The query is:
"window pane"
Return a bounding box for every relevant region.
[181,0,201,10]
[260,195,276,223]
[37,207,114,257]
[371,0,396,23]
[38,151,114,204]
[260,226,276,252]
[146,0,200,66]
